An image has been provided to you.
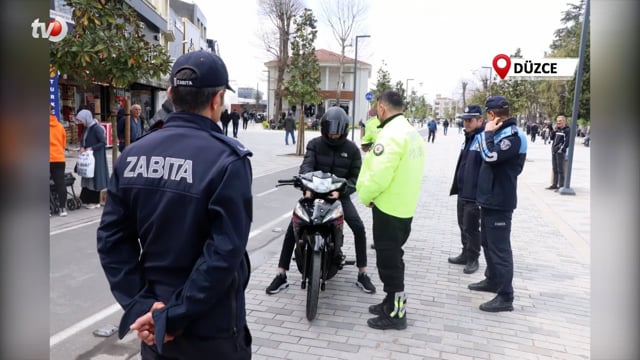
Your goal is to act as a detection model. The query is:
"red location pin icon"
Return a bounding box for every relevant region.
[492,54,511,79]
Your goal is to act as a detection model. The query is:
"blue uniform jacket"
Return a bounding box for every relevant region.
[450,125,484,201]
[476,118,527,211]
[97,112,253,352]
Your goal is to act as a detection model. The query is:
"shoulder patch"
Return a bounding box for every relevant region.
[499,139,512,151]
[373,143,384,156]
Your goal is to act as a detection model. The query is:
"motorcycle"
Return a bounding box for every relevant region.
[277,171,348,321]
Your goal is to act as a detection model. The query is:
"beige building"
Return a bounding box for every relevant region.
[433,94,459,119]
[264,49,372,124]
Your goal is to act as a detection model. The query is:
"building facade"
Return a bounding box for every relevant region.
[264,49,372,125]
[433,94,459,119]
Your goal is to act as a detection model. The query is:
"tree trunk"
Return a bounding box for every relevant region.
[336,51,345,104]
[296,103,305,156]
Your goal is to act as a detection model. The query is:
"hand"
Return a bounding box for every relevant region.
[130,302,175,346]
[484,119,500,132]
[304,190,313,198]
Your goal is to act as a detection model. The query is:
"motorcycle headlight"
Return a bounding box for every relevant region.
[322,206,342,223]
[294,202,310,222]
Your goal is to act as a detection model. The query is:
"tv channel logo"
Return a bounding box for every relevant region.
[32,17,68,42]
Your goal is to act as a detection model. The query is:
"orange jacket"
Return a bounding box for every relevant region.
[50,114,66,162]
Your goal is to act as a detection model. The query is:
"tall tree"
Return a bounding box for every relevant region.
[50,0,171,163]
[319,0,368,104]
[461,80,469,109]
[259,0,304,124]
[285,8,321,156]
[371,60,392,103]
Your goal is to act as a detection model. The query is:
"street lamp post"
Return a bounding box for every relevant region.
[351,34,370,141]
[481,66,493,96]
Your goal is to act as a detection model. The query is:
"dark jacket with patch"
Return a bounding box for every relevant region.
[476,118,527,211]
[299,136,361,198]
[97,113,253,352]
[552,125,571,153]
[450,125,484,201]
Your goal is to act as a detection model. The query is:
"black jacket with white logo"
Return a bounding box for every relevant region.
[299,136,361,197]
[97,112,253,350]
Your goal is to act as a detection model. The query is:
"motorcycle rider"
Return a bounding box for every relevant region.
[266,106,376,295]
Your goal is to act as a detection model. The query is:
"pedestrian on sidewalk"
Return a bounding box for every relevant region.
[284,111,296,145]
[265,106,376,296]
[76,109,109,209]
[468,96,527,313]
[427,118,437,143]
[221,108,231,136]
[49,105,68,217]
[448,105,485,274]
[356,90,425,330]
[230,109,240,138]
[97,50,253,359]
[546,115,570,190]
[146,99,174,133]
[443,118,449,135]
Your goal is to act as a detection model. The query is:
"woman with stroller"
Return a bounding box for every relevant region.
[50,105,67,216]
[76,109,109,209]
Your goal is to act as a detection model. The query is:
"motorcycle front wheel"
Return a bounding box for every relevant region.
[306,250,321,321]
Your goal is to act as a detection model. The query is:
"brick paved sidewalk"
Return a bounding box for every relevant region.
[247,130,590,360]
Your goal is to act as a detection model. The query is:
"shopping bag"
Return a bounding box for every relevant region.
[76,150,95,178]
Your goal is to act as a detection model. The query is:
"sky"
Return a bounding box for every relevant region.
[195,0,571,103]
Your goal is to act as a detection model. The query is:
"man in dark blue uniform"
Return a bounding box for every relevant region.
[468,96,527,313]
[448,105,485,274]
[97,50,253,359]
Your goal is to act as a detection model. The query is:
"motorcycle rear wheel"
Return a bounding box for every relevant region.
[306,251,321,321]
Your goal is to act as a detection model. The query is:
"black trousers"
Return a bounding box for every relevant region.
[372,206,412,294]
[456,198,481,260]
[278,197,368,269]
[222,122,229,136]
[427,130,436,143]
[242,119,248,130]
[232,120,239,137]
[50,162,67,211]
[140,325,252,360]
[480,207,514,300]
[551,152,565,187]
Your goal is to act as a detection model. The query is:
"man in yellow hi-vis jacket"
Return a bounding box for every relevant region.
[356,90,425,330]
[360,107,381,152]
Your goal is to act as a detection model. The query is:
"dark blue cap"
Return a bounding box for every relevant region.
[170,50,235,92]
[484,96,509,111]
[460,104,483,119]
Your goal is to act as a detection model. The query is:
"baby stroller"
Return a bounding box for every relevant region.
[50,172,82,215]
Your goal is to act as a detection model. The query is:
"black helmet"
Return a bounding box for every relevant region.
[320,106,350,139]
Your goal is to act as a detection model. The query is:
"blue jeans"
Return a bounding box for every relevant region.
[285,130,295,145]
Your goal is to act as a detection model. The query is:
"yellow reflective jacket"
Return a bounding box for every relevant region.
[361,116,381,145]
[356,114,426,218]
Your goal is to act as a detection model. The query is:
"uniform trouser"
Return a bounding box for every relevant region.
[50,162,67,210]
[456,198,481,260]
[551,152,565,187]
[372,206,412,294]
[140,325,252,360]
[480,207,514,301]
[278,197,368,269]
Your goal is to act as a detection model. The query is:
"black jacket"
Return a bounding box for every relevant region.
[299,136,361,198]
[450,125,484,201]
[552,125,571,153]
[97,112,253,351]
[476,118,527,211]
